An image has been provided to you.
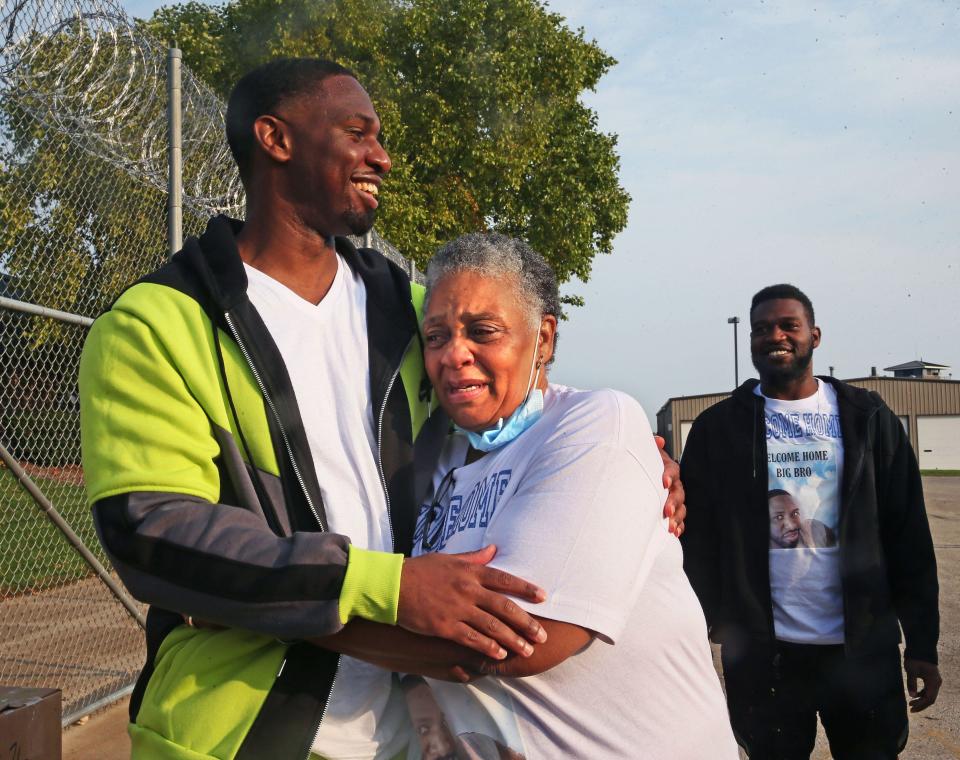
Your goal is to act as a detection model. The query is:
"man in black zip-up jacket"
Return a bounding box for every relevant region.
[680,284,940,760]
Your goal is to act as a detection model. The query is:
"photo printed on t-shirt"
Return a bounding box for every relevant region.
[765,408,842,550]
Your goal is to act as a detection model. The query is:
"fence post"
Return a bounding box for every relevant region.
[167,46,183,257]
[0,296,94,327]
[0,442,147,629]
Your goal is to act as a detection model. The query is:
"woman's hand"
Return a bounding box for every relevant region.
[468,616,594,679]
[655,435,686,535]
[310,616,593,683]
[309,620,482,682]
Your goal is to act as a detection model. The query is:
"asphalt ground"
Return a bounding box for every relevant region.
[63,476,960,759]
[823,475,960,760]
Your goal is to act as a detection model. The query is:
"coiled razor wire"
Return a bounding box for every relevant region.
[1,0,245,218]
[0,0,410,269]
[0,0,414,724]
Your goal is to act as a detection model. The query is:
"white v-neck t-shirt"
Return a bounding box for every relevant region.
[244,258,409,759]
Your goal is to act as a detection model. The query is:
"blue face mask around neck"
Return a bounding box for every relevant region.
[456,334,545,452]
[458,387,544,452]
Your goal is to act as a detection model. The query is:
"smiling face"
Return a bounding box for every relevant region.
[423,270,556,432]
[769,492,803,548]
[270,74,391,237]
[750,298,821,387]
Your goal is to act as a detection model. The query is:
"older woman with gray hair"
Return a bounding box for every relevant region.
[399,232,738,758]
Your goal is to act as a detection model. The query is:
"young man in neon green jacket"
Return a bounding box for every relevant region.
[81,58,685,759]
[80,59,553,759]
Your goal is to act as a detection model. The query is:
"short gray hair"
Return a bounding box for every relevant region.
[425,232,561,357]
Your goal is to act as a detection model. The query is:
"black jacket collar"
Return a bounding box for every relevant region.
[180,215,422,543]
[731,375,882,414]
[183,215,416,324]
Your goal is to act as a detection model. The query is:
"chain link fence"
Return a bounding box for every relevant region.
[0,0,414,724]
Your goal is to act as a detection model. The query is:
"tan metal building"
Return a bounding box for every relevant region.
[657,375,960,470]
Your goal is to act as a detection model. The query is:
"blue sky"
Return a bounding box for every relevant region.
[542,1,959,419]
[125,0,960,421]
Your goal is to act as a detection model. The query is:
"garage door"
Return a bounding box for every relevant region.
[917,415,960,470]
[679,421,693,458]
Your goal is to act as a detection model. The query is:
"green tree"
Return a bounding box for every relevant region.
[145,0,629,289]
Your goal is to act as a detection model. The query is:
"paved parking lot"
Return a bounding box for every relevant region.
[65,477,960,759]
[869,476,960,760]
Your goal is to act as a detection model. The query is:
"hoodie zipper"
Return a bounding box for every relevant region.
[837,402,878,656]
[224,311,327,531]
[299,341,409,759]
[228,311,412,754]
[226,311,339,755]
[377,336,415,552]
[753,393,779,646]
[301,352,407,758]
[304,654,342,760]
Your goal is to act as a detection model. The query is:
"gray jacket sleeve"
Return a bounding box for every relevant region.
[94,492,350,639]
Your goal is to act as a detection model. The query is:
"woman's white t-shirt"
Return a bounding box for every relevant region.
[409,384,738,759]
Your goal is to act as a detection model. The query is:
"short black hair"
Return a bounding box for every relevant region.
[226,58,356,182]
[750,284,815,326]
[768,489,793,500]
[398,674,429,694]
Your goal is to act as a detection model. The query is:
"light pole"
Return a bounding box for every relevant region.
[727,316,740,388]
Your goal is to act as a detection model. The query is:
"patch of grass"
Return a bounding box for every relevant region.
[921,469,960,477]
[0,468,99,593]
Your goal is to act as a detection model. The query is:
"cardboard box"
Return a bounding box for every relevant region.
[0,687,62,760]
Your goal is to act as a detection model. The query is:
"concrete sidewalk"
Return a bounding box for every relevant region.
[63,696,129,760]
